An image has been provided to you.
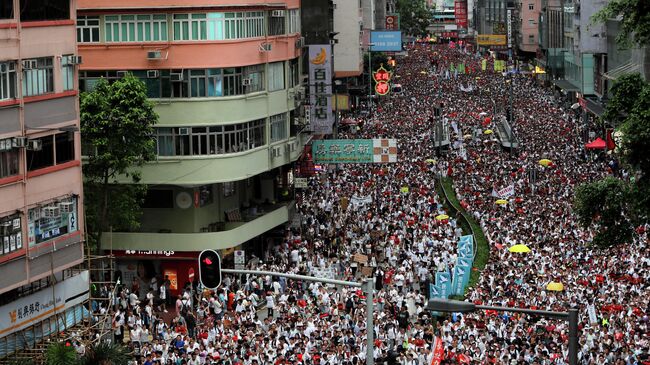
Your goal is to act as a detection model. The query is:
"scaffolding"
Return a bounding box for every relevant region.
[0,247,116,365]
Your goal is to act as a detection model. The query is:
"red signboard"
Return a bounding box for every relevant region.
[454,0,468,29]
[375,81,390,95]
[385,15,398,30]
[373,67,391,83]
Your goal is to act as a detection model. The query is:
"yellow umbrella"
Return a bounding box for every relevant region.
[425,158,436,164]
[435,214,449,221]
[546,281,564,291]
[508,244,531,253]
[495,199,508,205]
[420,70,427,74]
[484,129,493,135]
[463,134,472,140]
[539,159,552,167]
[400,186,409,193]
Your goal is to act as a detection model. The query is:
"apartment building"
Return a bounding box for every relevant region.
[0,0,86,357]
[76,0,306,296]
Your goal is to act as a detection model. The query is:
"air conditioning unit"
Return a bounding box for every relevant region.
[12,137,28,148]
[242,78,252,86]
[67,55,83,65]
[295,37,305,49]
[170,72,184,81]
[116,70,128,78]
[271,10,285,17]
[28,139,42,151]
[59,201,74,213]
[260,43,272,52]
[147,51,163,60]
[147,70,160,78]
[178,127,190,135]
[42,206,61,218]
[293,117,301,125]
[22,60,38,70]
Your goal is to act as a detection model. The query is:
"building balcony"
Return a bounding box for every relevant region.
[114,134,306,185]
[99,202,292,252]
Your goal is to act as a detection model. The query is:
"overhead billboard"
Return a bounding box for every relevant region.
[370,31,402,52]
[477,34,507,46]
[308,45,333,134]
[454,0,468,29]
[312,139,397,164]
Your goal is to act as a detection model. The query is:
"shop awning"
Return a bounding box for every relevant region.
[552,79,580,91]
[584,97,605,116]
[585,137,606,150]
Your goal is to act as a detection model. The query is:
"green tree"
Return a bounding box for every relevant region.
[574,177,633,248]
[79,342,132,365]
[80,74,157,249]
[591,0,650,47]
[601,73,647,127]
[396,0,433,37]
[45,342,78,365]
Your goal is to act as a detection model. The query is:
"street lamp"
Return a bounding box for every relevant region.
[427,298,578,365]
[367,43,376,112]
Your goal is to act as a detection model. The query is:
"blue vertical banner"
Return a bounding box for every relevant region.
[429,283,442,316]
[452,265,470,296]
[436,271,452,299]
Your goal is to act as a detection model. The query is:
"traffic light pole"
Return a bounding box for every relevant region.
[221,269,375,365]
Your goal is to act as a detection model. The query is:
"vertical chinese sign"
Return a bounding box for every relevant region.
[308,45,333,135]
[454,0,468,29]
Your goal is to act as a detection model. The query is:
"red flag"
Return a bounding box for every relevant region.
[606,129,616,150]
[431,336,445,365]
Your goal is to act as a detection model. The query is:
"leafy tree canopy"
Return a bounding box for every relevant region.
[396,0,433,37]
[80,74,157,247]
[574,177,633,248]
[591,0,650,47]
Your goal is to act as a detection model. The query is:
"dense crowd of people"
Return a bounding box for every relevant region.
[92,43,648,365]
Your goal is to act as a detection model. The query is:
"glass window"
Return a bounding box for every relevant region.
[528,3,534,10]
[207,13,225,40]
[173,13,207,40]
[61,55,74,91]
[22,57,54,97]
[244,11,265,38]
[0,62,17,101]
[19,0,69,22]
[289,58,300,88]
[268,11,285,36]
[153,119,266,157]
[77,16,100,43]
[0,1,13,19]
[55,132,75,164]
[223,182,235,197]
[106,14,167,42]
[268,61,285,91]
[288,9,300,34]
[0,145,19,178]
[244,64,265,93]
[270,113,287,142]
[27,135,54,171]
[224,12,244,39]
[223,67,243,96]
[0,214,22,256]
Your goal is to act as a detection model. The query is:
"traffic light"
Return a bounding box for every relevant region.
[198,249,222,290]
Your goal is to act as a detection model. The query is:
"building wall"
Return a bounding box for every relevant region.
[77,1,306,252]
[0,0,85,295]
[517,0,540,53]
[361,0,376,31]
[333,0,363,77]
